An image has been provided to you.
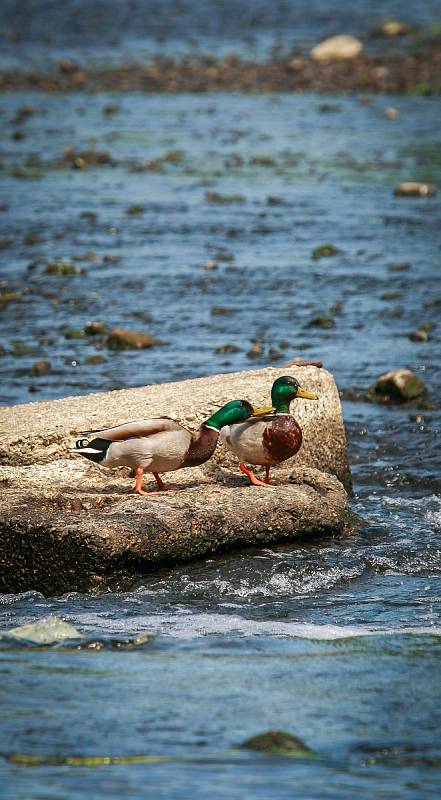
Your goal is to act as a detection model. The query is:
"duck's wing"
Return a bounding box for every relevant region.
[221,417,271,458]
[80,417,183,441]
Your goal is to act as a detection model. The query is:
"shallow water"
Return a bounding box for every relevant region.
[1,4,441,797]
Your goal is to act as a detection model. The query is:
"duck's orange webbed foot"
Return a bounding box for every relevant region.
[134,468,177,496]
[239,463,272,487]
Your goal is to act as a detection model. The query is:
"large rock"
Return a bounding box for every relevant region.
[0,366,352,595]
[310,35,363,61]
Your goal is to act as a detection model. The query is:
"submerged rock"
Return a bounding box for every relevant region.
[369,369,427,404]
[106,328,161,350]
[30,359,51,377]
[312,243,340,260]
[241,731,313,756]
[307,315,336,329]
[310,35,363,61]
[84,321,109,336]
[205,191,245,204]
[2,616,81,644]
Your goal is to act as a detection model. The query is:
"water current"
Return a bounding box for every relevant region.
[1,2,441,798]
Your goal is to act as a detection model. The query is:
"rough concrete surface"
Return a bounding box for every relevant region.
[0,366,352,595]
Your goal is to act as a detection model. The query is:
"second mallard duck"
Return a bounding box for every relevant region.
[221,375,318,486]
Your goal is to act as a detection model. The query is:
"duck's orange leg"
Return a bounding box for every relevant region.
[239,462,271,487]
[134,467,175,496]
[264,466,271,484]
[153,472,176,491]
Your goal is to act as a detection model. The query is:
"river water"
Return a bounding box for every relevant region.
[1,2,441,798]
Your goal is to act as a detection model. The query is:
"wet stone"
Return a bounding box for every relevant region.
[30,359,51,377]
[216,343,240,353]
[44,261,85,276]
[310,35,363,61]
[409,330,428,342]
[241,731,313,756]
[312,243,340,260]
[307,315,336,329]
[369,369,427,404]
[84,321,109,336]
[394,182,437,197]
[106,328,161,350]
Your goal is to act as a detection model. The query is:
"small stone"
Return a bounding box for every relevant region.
[307,315,335,329]
[369,369,427,404]
[85,354,106,365]
[30,359,51,377]
[267,195,286,205]
[310,35,363,61]
[409,330,428,342]
[205,191,245,204]
[44,261,85,276]
[379,19,411,37]
[11,340,38,357]
[387,262,411,272]
[63,328,85,340]
[268,347,282,360]
[204,260,218,270]
[23,232,42,245]
[126,204,145,215]
[250,155,276,167]
[211,306,234,316]
[384,107,400,119]
[216,343,240,354]
[241,731,312,756]
[106,328,161,350]
[84,321,109,336]
[247,343,263,359]
[394,183,437,197]
[419,321,436,332]
[312,243,340,260]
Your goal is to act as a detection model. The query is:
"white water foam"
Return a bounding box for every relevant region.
[61,610,441,641]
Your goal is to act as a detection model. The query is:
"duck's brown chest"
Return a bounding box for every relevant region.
[262,415,302,463]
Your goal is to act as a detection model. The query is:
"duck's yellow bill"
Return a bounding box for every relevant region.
[251,405,275,415]
[296,389,318,400]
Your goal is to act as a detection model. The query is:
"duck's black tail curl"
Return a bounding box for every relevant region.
[73,437,111,463]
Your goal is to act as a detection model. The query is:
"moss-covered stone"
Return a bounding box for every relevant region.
[307,315,336,329]
[312,243,340,260]
[369,369,427,404]
[44,261,85,276]
[241,731,313,756]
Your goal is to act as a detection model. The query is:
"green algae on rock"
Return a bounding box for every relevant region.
[241,730,313,756]
[369,369,427,404]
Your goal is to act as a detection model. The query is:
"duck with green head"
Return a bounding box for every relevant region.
[73,399,270,496]
[221,375,318,486]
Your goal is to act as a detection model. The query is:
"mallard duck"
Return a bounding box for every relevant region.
[73,399,272,496]
[221,375,318,486]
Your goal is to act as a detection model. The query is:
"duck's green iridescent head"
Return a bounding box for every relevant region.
[271,375,318,413]
[203,399,271,431]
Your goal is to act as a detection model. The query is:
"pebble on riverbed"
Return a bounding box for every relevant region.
[106,328,161,350]
[369,369,427,404]
[409,330,429,342]
[241,731,313,756]
[310,35,363,61]
[394,182,437,197]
